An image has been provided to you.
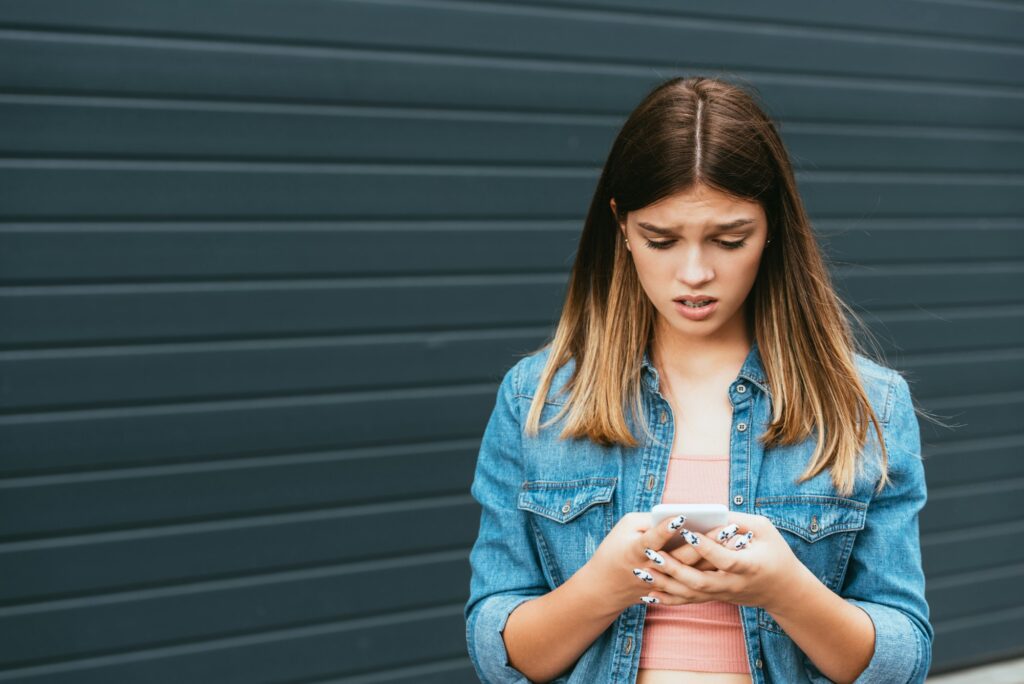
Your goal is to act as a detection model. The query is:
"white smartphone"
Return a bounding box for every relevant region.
[651,503,729,552]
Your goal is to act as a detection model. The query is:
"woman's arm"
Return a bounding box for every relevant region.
[502,562,623,682]
[464,362,547,684]
[765,563,876,683]
[465,361,624,683]
[790,371,934,684]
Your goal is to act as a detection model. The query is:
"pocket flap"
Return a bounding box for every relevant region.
[754,494,867,543]
[517,477,617,524]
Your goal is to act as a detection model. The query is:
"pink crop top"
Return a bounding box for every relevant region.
[638,453,751,674]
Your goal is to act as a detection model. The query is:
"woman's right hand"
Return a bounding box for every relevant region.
[585,512,737,612]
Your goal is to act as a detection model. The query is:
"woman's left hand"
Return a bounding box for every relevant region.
[637,511,814,613]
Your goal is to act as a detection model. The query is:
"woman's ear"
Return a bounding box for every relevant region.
[609,198,627,241]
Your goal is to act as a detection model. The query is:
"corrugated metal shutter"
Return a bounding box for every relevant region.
[1,1,1020,680]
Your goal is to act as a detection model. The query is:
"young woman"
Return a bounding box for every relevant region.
[464,76,935,684]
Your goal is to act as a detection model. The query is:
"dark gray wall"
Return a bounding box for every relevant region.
[1,1,1021,680]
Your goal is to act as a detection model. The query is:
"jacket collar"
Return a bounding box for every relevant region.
[641,339,771,397]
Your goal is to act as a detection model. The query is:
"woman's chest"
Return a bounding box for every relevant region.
[665,387,734,457]
[515,391,873,606]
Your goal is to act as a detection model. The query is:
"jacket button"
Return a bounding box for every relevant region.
[736,422,747,432]
[659,410,668,424]
[737,384,747,393]
[561,501,571,513]
[624,635,633,654]
[733,495,744,505]
[756,658,763,669]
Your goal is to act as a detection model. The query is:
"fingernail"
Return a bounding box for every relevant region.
[681,528,699,546]
[633,568,655,583]
[734,533,752,550]
[667,514,687,531]
[644,547,666,565]
[641,596,660,604]
[717,524,740,542]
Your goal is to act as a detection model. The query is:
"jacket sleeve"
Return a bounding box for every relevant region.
[464,360,550,684]
[807,371,934,683]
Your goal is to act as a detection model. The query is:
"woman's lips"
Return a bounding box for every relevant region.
[673,299,718,320]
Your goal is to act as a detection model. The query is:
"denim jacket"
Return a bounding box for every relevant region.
[464,340,933,684]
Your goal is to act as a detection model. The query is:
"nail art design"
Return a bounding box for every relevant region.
[641,596,660,604]
[734,532,754,550]
[717,524,740,542]
[644,547,666,565]
[667,514,687,531]
[680,528,699,546]
[633,568,655,583]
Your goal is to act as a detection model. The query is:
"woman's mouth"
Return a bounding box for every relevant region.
[673,299,718,320]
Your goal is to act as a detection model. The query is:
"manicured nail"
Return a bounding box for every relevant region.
[633,568,655,583]
[641,596,660,604]
[717,524,740,542]
[734,532,753,550]
[681,529,699,546]
[667,514,687,531]
[644,548,666,565]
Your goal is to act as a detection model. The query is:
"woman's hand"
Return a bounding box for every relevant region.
[630,511,812,612]
[583,512,726,613]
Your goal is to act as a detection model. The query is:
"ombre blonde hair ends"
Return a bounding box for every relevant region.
[521,76,940,498]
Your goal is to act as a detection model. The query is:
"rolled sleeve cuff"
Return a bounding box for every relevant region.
[845,598,928,684]
[467,594,538,684]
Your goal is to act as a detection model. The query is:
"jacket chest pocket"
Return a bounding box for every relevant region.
[754,494,867,635]
[517,477,617,588]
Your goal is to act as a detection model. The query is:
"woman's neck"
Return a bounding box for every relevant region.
[651,337,751,387]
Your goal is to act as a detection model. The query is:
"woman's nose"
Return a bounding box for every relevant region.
[674,248,714,283]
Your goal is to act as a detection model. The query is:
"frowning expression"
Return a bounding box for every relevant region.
[612,184,769,338]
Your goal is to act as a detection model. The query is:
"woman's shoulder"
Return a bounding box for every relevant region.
[851,351,907,428]
[850,351,925,487]
[508,344,576,406]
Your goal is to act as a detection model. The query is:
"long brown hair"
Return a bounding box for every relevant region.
[523,75,941,498]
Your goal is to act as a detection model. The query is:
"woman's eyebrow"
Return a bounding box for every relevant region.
[637,218,756,235]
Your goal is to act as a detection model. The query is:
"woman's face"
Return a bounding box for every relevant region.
[612,184,769,342]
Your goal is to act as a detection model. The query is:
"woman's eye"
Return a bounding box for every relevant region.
[643,239,747,251]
